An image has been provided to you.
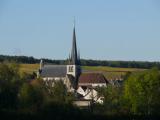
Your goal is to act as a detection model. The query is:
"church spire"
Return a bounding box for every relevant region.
[71,24,79,65]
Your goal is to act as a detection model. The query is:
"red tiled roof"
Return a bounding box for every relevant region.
[78,73,108,84]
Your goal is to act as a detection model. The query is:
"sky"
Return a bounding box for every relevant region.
[0,0,160,61]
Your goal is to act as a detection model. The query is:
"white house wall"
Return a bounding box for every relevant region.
[77,86,104,104]
[77,87,85,96]
[79,83,106,87]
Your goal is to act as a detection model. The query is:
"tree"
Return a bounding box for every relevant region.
[18,82,44,113]
[94,85,124,115]
[104,85,124,115]
[48,80,74,104]
[0,62,21,110]
[124,67,160,115]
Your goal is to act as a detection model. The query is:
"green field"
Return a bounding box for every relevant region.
[19,64,145,79]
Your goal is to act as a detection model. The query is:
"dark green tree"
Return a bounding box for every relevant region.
[94,85,124,115]
[18,82,44,113]
[48,80,74,104]
[0,62,21,110]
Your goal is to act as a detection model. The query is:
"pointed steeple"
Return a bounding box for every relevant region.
[71,25,79,65]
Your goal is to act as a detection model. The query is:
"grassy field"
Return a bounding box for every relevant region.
[82,66,145,79]
[19,64,39,74]
[19,64,145,79]
[82,66,145,72]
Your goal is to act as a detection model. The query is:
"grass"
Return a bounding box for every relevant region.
[19,64,39,74]
[19,64,145,79]
[82,66,146,79]
[82,66,145,72]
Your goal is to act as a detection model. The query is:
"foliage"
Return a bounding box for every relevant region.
[94,68,160,116]
[124,67,160,115]
[47,80,75,104]
[18,82,44,112]
[0,62,21,110]
[94,85,124,115]
[1,61,160,119]
[0,62,78,118]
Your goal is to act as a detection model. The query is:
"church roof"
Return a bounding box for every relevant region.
[40,65,66,77]
[78,73,108,84]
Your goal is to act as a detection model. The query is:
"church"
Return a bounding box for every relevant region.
[37,26,108,104]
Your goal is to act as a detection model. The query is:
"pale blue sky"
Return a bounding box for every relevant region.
[0,0,160,61]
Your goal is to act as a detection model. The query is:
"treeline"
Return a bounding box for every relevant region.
[80,59,160,69]
[0,54,160,69]
[0,55,64,65]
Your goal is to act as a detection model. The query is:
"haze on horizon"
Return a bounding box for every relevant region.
[0,0,160,61]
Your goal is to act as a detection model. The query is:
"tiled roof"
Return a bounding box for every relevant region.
[40,65,66,77]
[78,73,108,84]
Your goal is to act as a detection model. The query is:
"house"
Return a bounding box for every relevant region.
[77,73,108,104]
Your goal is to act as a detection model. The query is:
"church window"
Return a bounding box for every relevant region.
[69,66,73,72]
